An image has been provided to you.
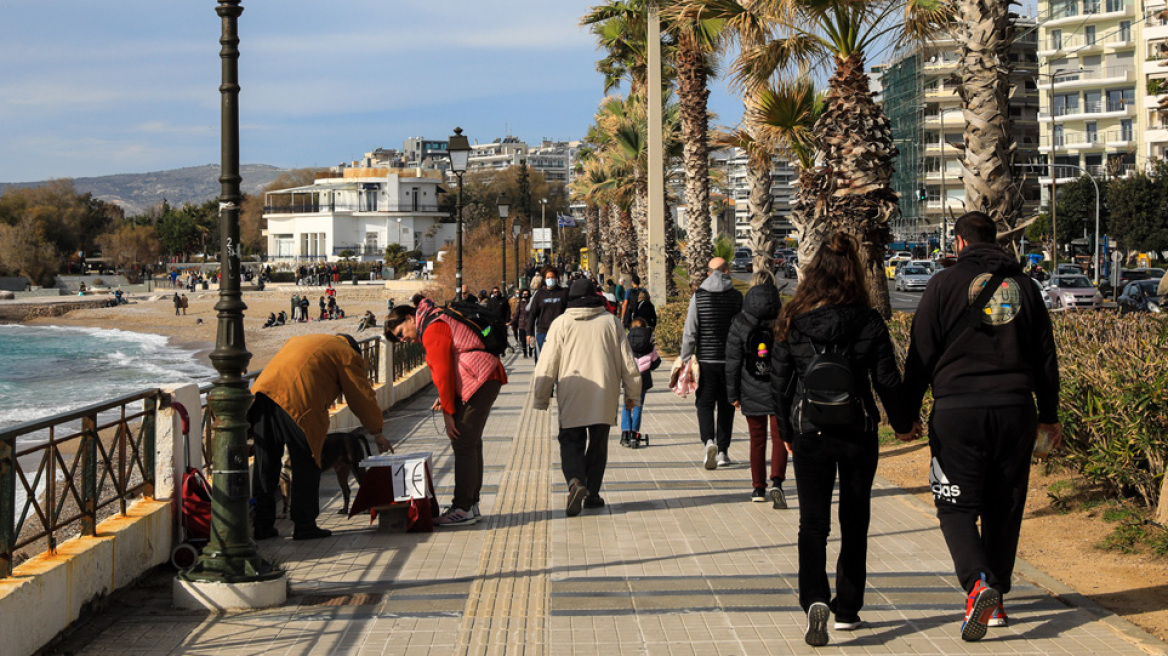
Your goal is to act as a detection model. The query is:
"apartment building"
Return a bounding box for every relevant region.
[1037,0,1140,188]
[880,20,1041,241]
[697,147,799,248]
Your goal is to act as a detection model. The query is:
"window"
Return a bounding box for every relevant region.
[1053,124,1066,146]
[1084,90,1102,112]
[1084,0,1100,13]
[1119,20,1131,42]
[1085,25,1096,45]
[366,232,379,250]
[1120,119,1133,141]
[1086,121,1098,143]
[1051,29,1063,50]
[1106,0,1124,11]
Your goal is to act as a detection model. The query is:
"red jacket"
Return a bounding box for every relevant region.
[417,299,507,414]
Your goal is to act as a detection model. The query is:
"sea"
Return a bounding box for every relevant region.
[0,324,215,516]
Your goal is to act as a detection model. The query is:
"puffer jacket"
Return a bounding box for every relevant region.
[770,304,914,440]
[627,325,661,392]
[725,284,782,416]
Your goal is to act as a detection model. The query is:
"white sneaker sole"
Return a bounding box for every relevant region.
[834,621,863,631]
[704,443,717,470]
[805,602,830,647]
[435,516,479,527]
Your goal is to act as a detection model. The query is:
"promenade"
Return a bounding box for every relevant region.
[54,353,1163,655]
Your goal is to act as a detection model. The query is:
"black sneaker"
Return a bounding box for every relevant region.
[566,478,589,517]
[620,431,630,447]
[769,487,788,510]
[751,488,766,502]
[584,496,606,509]
[292,527,332,541]
[253,526,280,540]
[805,602,830,647]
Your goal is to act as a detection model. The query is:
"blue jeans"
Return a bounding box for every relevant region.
[621,388,649,432]
[534,332,548,362]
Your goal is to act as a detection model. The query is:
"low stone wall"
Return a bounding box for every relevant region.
[0,299,109,323]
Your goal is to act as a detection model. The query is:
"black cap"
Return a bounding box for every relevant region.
[568,279,596,299]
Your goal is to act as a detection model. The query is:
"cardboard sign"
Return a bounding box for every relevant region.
[360,452,433,502]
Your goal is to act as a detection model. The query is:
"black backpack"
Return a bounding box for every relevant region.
[742,318,774,381]
[424,300,509,357]
[796,333,864,432]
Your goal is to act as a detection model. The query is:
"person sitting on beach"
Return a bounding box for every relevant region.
[319,296,327,320]
[275,311,287,326]
[263,313,278,328]
[356,310,377,332]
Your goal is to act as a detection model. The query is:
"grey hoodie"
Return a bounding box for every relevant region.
[679,271,737,363]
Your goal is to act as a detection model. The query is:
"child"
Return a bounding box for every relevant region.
[621,317,661,448]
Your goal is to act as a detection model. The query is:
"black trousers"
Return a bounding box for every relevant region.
[449,380,502,511]
[929,403,1037,595]
[793,432,878,623]
[695,362,736,452]
[558,423,610,496]
[250,393,322,533]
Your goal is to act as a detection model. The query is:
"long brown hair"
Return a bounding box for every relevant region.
[774,232,869,341]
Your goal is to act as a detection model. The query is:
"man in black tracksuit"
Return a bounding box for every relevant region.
[680,257,744,469]
[902,211,1060,642]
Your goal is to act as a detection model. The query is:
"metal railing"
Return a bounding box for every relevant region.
[1,390,159,578]
[393,342,426,381]
[332,245,385,257]
[263,203,441,215]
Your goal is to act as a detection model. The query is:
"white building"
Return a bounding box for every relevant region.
[709,147,799,247]
[263,168,456,262]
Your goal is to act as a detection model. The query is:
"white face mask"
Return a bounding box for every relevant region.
[545,278,557,288]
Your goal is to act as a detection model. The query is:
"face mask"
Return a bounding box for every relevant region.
[545,278,557,288]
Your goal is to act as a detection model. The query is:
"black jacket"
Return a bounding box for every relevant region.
[526,285,570,335]
[903,242,1059,423]
[771,304,913,440]
[624,298,657,329]
[726,284,782,416]
[627,326,659,391]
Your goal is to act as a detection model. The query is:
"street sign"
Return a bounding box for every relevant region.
[1113,251,1123,263]
[533,228,552,250]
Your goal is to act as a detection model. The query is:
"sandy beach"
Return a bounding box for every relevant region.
[26,286,397,370]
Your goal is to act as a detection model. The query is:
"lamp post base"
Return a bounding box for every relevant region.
[174,571,288,611]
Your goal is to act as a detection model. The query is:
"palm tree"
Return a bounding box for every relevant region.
[682,0,950,316]
[955,0,1021,238]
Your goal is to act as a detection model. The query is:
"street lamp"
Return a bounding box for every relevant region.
[447,127,471,300]
[497,198,509,294]
[178,0,282,594]
[513,219,522,290]
[540,198,548,263]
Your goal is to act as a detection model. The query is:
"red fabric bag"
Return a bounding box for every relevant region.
[181,466,212,542]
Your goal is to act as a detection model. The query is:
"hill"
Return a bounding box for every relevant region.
[0,164,288,216]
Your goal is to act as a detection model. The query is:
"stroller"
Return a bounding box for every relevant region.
[169,402,212,570]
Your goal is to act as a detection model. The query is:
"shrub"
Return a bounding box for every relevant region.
[655,301,688,356]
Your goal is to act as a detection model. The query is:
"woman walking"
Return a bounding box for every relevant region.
[511,289,533,358]
[771,233,915,647]
[622,289,657,329]
[725,270,788,506]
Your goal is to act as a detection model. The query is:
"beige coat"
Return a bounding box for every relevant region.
[532,305,642,428]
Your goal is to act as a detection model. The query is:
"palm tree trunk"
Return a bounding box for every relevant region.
[806,53,898,317]
[634,184,649,275]
[585,202,601,276]
[615,204,639,275]
[747,149,774,273]
[664,188,679,299]
[676,42,713,290]
[956,0,1020,238]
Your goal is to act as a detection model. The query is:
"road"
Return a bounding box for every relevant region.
[732,270,923,313]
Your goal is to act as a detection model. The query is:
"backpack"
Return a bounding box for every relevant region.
[424,300,510,357]
[742,318,774,381]
[796,333,864,432]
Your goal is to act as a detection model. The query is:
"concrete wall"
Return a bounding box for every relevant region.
[0,354,430,656]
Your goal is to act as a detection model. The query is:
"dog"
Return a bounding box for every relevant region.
[277,429,372,517]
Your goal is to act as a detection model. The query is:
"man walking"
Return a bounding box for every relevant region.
[533,279,641,516]
[903,211,1060,642]
[680,257,744,469]
[250,334,389,541]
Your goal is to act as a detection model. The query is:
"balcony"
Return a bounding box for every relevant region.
[1039,29,1135,56]
[263,203,443,215]
[1040,129,1133,151]
[924,85,959,98]
[1039,100,1137,121]
[1044,0,1133,28]
[1044,67,1133,90]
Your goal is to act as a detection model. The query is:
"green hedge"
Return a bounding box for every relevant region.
[655,301,688,357]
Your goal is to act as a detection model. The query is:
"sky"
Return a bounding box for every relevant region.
[0,0,751,183]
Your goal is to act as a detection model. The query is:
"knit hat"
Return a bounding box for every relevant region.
[568,279,596,299]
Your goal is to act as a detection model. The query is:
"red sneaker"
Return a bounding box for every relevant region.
[961,575,1000,642]
[988,603,1008,628]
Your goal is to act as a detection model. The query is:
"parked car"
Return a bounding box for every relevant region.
[1099,269,1150,299]
[1131,267,1165,280]
[1056,263,1084,276]
[894,265,933,292]
[885,256,910,280]
[783,256,799,279]
[909,259,936,273]
[1118,279,1162,314]
[731,249,753,272]
[773,249,796,271]
[1045,274,1102,310]
[1032,277,1052,310]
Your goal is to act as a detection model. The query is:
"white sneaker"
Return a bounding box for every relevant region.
[435,506,478,527]
[471,503,481,519]
[716,451,731,467]
[834,620,864,631]
[805,602,830,647]
[703,441,718,470]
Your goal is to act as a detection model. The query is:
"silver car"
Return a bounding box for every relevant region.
[895,265,932,292]
[1045,275,1101,310]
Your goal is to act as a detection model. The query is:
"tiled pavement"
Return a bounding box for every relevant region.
[57,354,1165,655]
